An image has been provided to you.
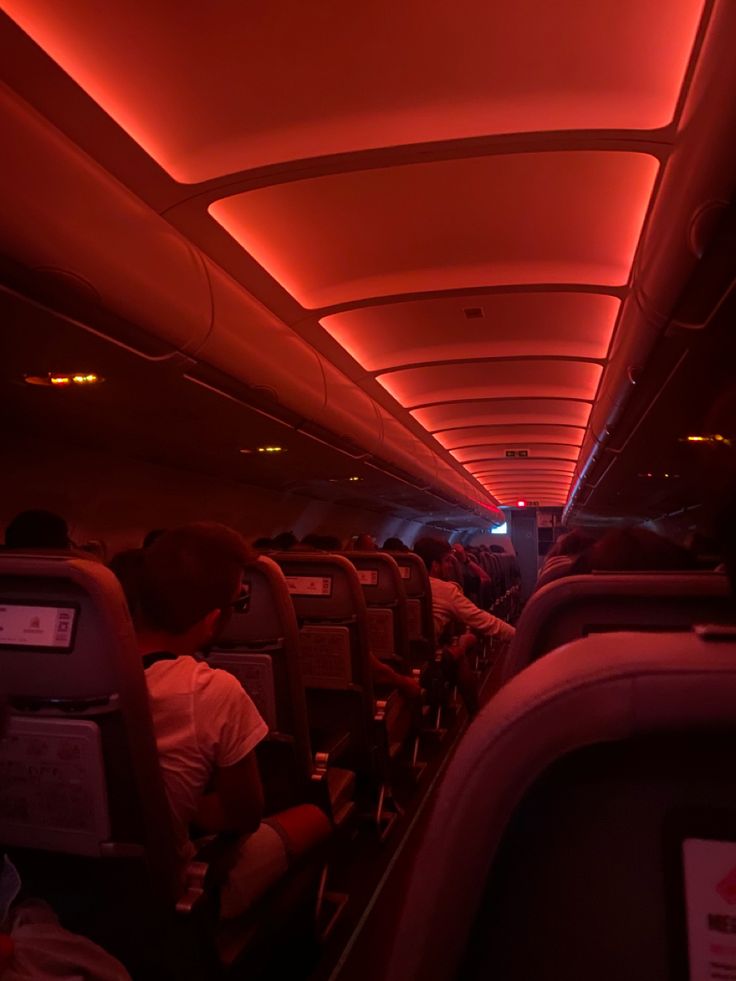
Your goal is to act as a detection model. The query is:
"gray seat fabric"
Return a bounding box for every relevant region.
[501,570,732,683]
[384,628,736,981]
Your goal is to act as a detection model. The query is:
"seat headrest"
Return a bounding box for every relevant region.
[386,628,736,981]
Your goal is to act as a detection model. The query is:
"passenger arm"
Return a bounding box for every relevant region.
[449,585,515,641]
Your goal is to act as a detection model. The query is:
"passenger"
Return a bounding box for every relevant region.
[353,533,377,551]
[536,529,596,589]
[413,537,515,715]
[413,538,515,643]
[251,536,274,552]
[79,538,108,561]
[109,548,145,622]
[132,523,331,919]
[571,526,697,574]
[4,509,72,549]
[451,543,491,604]
[142,528,166,548]
[300,533,342,551]
[271,530,298,551]
[382,536,409,552]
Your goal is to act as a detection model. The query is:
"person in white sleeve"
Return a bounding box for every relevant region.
[113,523,331,920]
[413,537,515,644]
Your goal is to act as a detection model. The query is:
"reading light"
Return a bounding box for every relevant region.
[348,476,361,482]
[683,434,732,446]
[517,500,526,508]
[25,373,102,387]
[257,446,284,453]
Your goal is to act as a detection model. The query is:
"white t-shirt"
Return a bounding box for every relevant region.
[429,576,515,643]
[145,655,268,861]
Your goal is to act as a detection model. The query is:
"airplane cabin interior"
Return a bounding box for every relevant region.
[1,2,736,979]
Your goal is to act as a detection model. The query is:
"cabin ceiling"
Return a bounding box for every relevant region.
[0,0,720,509]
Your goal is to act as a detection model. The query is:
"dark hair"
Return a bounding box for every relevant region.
[354,533,376,550]
[143,528,166,548]
[547,529,595,560]
[138,523,255,634]
[271,531,297,551]
[413,537,451,571]
[383,537,408,552]
[251,537,273,550]
[109,549,146,624]
[5,510,70,549]
[572,527,696,574]
[301,533,341,551]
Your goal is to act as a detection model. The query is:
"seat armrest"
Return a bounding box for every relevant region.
[312,729,351,767]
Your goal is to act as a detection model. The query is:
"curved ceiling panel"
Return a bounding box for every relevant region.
[437,424,584,450]
[453,443,580,463]
[380,361,602,408]
[321,292,620,371]
[210,151,659,308]
[413,399,593,432]
[482,478,572,488]
[4,0,704,182]
[469,462,576,476]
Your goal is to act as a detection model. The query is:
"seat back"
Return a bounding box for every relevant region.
[342,551,410,663]
[502,571,733,682]
[208,556,314,811]
[0,553,180,961]
[270,553,376,768]
[386,551,435,659]
[386,628,736,981]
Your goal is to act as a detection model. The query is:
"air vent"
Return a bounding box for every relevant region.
[504,449,529,458]
[463,306,485,320]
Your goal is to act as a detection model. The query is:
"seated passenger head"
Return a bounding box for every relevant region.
[382,536,408,552]
[548,529,596,559]
[136,523,255,650]
[143,528,166,548]
[251,536,273,552]
[452,543,467,562]
[573,527,696,573]
[271,530,297,551]
[109,548,145,623]
[4,509,71,549]
[300,533,341,551]
[413,537,457,580]
[354,533,377,550]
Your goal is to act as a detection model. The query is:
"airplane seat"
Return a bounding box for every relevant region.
[385,550,435,663]
[208,555,355,824]
[271,552,404,835]
[0,553,329,978]
[500,570,733,684]
[384,628,736,981]
[342,550,410,667]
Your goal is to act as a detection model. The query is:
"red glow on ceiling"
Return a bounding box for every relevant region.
[3,0,706,182]
[210,152,658,309]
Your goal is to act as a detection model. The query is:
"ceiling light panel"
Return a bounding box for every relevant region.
[210,152,658,308]
[414,399,593,432]
[379,361,602,409]
[454,443,581,463]
[4,0,705,182]
[469,463,576,477]
[437,425,584,450]
[321,292,620,371]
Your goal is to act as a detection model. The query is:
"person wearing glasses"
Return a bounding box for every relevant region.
[111,523,331,919]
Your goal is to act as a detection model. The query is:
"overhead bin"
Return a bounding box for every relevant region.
[0,84,501,524]
[567,0,736,518]
[0,84,211,357]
